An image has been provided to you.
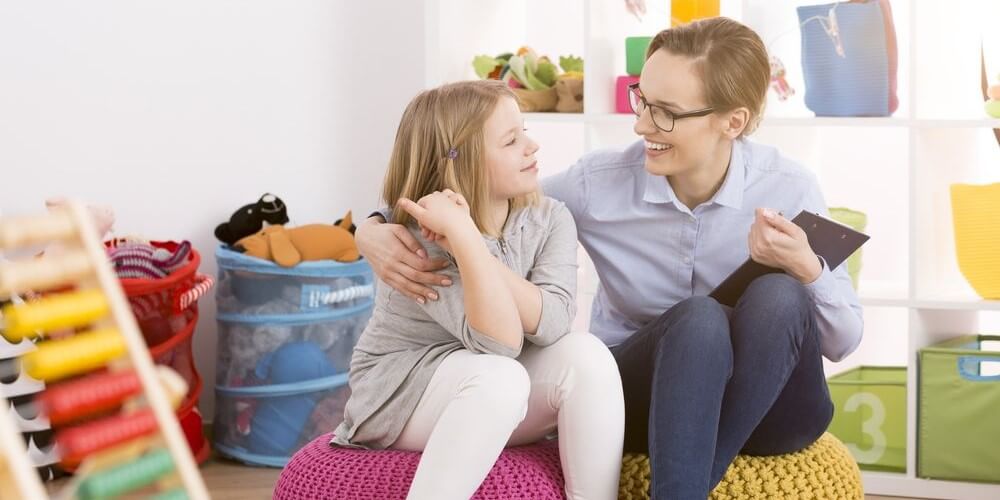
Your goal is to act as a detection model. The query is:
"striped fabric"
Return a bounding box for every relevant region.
[109,241,191,279]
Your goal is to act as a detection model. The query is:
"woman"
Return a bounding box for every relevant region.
[333,79,624,500]
[358,18,862,499]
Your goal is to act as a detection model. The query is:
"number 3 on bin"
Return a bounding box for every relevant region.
[844,392,887,463]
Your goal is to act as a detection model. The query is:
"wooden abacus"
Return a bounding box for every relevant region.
[0,202,209,500]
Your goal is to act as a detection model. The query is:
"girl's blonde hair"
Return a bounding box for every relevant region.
[647,17,770,136]
[382,80,538,236]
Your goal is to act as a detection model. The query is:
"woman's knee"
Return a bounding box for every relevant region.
[657,297,731,355]
[741,274,812,320]
[735,274,815,348]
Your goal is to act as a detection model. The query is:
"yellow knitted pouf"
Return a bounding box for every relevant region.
[619,433,863,500]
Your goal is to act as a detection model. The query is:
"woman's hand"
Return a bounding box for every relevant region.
[748,208,822,284]
[355,215,452,304]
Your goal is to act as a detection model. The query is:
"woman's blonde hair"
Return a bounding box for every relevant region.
[382,79,538,236]
[647,17,770,136]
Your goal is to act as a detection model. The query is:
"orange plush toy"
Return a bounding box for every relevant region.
[233,211,359,267]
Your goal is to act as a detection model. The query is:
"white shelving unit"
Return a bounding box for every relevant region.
[424,1,1000,498]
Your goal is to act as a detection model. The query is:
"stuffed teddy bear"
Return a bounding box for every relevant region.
[215,193,289,246]
[233,211,359,267]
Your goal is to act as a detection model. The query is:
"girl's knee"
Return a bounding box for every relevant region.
[547,333,623,398]
[460,355,531,410]
[551,333,618,370]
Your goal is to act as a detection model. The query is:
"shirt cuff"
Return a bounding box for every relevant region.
[368,207,393,224]
[803,257,838,304]
[528,291,571,346]
[468,324,523,358]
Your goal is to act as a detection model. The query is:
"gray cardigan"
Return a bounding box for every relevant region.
[331,197,578,449]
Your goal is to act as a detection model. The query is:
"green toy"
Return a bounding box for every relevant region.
[626,36,652,76]
[473,48,585,112]
[559,55,584,77]
[473,48,582,91]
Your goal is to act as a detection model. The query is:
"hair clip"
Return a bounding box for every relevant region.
[446,148,459,160]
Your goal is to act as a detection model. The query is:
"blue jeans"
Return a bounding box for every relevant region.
[610,274,834,500]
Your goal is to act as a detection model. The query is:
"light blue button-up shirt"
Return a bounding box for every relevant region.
[542,138,863,362]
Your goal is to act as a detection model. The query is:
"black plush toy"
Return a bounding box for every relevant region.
[215,193,290,245]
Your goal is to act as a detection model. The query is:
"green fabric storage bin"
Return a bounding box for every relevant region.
[919,335,1000,483]
[626,36,652,76]
[828,207,867,290]
[827,366,907,472]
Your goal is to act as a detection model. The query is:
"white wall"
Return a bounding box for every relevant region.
[0,0,428,417]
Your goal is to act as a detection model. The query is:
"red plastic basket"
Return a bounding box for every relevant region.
[105,239,213,463]
[150,308,203,416]
[151,315,209,463]
[107,240,213,347]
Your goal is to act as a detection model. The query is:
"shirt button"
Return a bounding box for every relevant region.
[683,257,691,265]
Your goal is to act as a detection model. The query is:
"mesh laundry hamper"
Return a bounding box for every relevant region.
[112,239,213,462]
[214,246,373,467]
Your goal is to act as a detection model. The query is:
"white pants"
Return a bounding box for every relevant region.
[391,332,625,500]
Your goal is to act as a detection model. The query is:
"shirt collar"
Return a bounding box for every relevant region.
[709,139,745,210]
[640,139,746,210]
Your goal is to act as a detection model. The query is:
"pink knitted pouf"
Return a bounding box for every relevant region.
[273,433,565,500]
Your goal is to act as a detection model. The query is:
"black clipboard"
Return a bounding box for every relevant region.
[708,210,870,307]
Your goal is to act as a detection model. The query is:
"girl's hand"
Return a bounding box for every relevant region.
[421,222,453,255]
[415,190,469,254]
[398,189,473,247]
[748,208,822,284]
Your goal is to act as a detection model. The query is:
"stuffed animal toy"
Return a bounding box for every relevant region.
[215,193,289,246]
[233,211,359,267]
[220,319,293,441]
[555,55,584,113]
[222,321,293,386]
[334,215,356,235]
[248,341,337,455]
[769,55,795,102]
[300,315,363,373]
[474,49,585,113]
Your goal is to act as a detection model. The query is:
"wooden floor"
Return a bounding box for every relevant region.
[196,456,916,500]
[201,457,283,500]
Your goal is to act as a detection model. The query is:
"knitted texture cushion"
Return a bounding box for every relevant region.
[273,434,564,500]
[619,433,863,500]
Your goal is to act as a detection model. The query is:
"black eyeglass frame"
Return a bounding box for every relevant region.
[627,83,715,132]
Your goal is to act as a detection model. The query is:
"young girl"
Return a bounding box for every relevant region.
[332,80,625,500]
[358,18,863,499]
